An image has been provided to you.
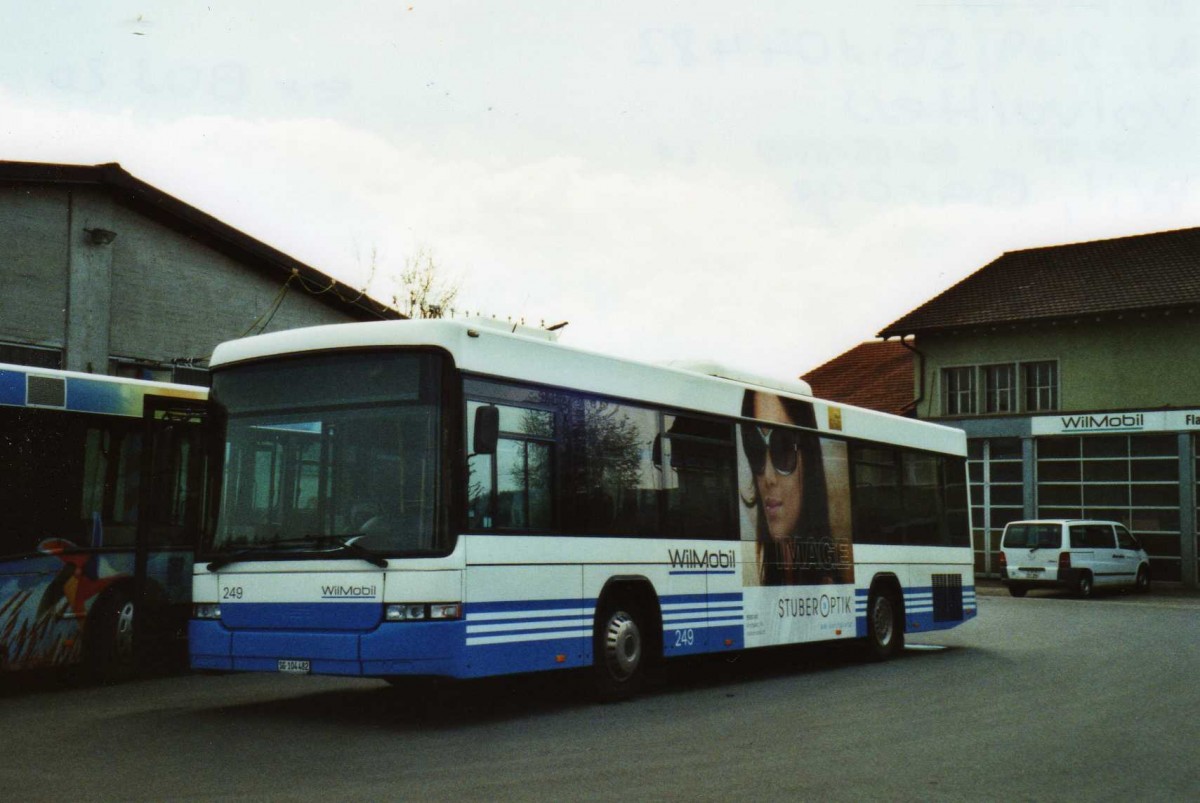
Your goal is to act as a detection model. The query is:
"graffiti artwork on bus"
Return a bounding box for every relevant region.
[0,538,120,670]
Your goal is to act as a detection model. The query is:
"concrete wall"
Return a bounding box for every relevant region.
[914,314,1200,417]
[0,181,363,374]
[0,184,70,350]
[107,202,350,367]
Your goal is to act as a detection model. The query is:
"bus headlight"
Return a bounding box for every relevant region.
[386,604,427,621]
[430,603,462,620]
[194,603,222,620]
[385,603,462,621]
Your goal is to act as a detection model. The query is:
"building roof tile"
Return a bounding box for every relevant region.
[879,226,1200,337]
[802,340,914,416]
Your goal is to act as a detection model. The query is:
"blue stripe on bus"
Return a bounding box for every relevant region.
[463,598,592,659]
[0,370,23,406]
[191,619,469,676]
[853,586,978,637]
[464,596,605,676]
[660,592,742,605]
[465,597,596,615]
[220,602,382,631]
[461,636,591,677]
[661,591,744,656]
[361,621,465,662]
[195,590,752,678]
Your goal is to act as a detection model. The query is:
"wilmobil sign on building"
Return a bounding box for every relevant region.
[1032,410,1200,436]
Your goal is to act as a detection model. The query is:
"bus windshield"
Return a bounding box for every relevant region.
[206,351,444,557]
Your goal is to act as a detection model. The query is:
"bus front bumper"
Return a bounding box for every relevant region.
[189,619,467,678]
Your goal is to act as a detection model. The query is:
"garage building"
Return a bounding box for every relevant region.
[0,160,397,383]
[809,227,1200,588]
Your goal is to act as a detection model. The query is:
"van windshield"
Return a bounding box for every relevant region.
[1003,524,1061,549]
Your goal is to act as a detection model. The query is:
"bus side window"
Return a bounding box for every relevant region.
[0,409,75,556]
[80,423,142,548]
[660,415,736,540]
[565,397,660,537]
[467,401,555,530]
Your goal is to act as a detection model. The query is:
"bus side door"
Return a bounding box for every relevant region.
[134,395,214,661]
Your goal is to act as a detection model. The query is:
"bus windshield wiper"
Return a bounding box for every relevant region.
[312,535,389,568]
[207,535,389,571]
[206,537,327,572]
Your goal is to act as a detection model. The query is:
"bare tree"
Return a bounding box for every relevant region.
[357,245,461,319]
[394,247,461,319]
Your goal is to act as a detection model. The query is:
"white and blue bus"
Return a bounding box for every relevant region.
[0,363,211,679]
[190,319,975,698]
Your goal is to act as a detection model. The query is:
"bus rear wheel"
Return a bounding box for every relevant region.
[865,585,904,661]
[592,600,646,702]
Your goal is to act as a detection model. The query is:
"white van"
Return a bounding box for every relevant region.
[999,519,1151,598]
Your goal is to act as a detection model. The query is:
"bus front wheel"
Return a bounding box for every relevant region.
[592,600,646,703]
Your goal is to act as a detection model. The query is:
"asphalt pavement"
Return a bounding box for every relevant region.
[974,574,1200,598]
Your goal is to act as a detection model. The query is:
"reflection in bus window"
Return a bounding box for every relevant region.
[661,415,736,540]
[468,401,554,530]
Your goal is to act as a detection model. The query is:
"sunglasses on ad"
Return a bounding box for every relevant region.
[743,425,800,476]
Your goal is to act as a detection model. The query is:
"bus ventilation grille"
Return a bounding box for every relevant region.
[27,375,66,408]
[931,574,963,622]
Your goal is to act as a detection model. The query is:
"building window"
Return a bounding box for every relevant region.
[110,359,173,384]
[942,367,976,415]
[1023,361,1058,412]
[983,364,1016,414]
[108,357,210,387]
[171,365,211,388]
[1040,434,1179,581]
[0,343,62,370]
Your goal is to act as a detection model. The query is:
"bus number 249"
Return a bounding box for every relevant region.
[673,628,694,648]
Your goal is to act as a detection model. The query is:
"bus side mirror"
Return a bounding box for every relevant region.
[473,405,499,455]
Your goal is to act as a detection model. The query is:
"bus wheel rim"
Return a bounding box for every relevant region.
[604,611,641,680]
[114,600,135,660]
[873,597,893,646]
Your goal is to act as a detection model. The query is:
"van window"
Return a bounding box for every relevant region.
[1115,525,1139,550]
[1090,525,1115,548]
[1070,525,1114,549]
[1003,523,1060,549]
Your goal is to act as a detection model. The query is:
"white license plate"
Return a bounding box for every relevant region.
[278,659,311,674]
[1020,570,1041,579]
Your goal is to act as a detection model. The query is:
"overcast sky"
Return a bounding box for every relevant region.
[3,1,1198,379]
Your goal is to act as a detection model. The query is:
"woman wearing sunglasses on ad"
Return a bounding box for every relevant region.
[740,389,850,586]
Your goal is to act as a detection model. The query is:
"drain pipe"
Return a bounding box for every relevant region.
[899,335,925,417]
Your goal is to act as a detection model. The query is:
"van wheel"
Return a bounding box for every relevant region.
[1008,585,1028,598]
[1075,572,1094,599]
[1135,566,1151,594]
[592,599,646,702]
[865,585,904,661]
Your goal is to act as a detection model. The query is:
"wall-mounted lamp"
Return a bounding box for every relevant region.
[84,227,118,246]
